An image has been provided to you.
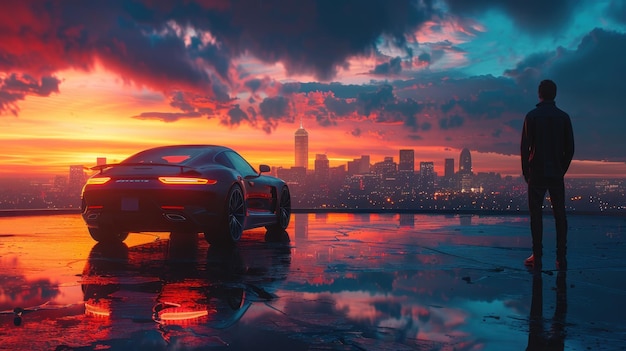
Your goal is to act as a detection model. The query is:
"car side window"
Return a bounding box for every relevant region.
[215,152,234,169]
[224,151,257,177]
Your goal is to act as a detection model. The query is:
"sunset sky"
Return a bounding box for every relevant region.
[1,0,625,178]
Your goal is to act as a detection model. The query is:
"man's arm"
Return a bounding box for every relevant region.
[563,115,575,173]
[521,115,531,182]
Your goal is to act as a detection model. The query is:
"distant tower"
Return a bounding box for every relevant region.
[444,158,455,178]
[294,120,308,169]
[68,165,86,195]
[314,154,330,183]
[399,149,415,172]
[359,155,370,174]
[459,148,472,175]
[420,161,435,193]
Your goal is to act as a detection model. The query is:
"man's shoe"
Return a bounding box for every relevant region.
[524,254,535,266]
[524,254,542,268]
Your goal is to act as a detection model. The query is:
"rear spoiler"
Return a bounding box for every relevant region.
[90,163,196,174]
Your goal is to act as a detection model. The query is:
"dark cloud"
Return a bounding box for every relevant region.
[506,28,626,161]
[0,0,436,119]
[377,99,424,131]
[438,114,464,129]
[280,82,302,95]
[417,52,431,64]
[132,111,202,123]
[443,0,581,34]
[170,91,195,112]
[3,74,60,96]
[187,36,230,80]
[606,1,626,24]
[455,89,525,120]
[298,82,378,98]
[259,96,290,120]
[371,57,403,75]
[324,96,356,117]
[356,84,395,116]
[314,110,335,127]
[351,128,362,137]
[0,74,60,115]
[226,105,249,125]
[245,79,262,93]
[195,0,436,81]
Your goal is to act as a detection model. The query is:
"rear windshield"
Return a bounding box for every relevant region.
[122,146,211,165]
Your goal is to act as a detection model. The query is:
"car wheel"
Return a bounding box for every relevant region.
[88,228,129,243]
[266,185,291,232]
[225,185,246,242]
[205,184,246,246]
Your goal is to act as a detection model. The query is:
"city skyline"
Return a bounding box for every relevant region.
[2,1,626,179]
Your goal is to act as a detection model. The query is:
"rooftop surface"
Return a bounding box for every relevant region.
[0,212,625,350]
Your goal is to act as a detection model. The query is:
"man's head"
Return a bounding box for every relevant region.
[538,80,557,101]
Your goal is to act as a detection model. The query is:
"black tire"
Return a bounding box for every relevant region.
[88,228,129,243]
[205,185,245,245]
[266,185,291,232]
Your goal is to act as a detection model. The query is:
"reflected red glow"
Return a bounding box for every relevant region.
[85,301,111,318]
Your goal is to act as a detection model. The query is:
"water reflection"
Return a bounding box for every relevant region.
[0,258,62,326]
[294,213,308,239]
[81,231,292,344]
[399,213,415,227]
[5,213,618,350]
[526,271,568,351]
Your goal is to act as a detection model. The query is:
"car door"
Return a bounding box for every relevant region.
[222,151,274,214]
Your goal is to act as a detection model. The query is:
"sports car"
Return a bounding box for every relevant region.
[81,145,291,245]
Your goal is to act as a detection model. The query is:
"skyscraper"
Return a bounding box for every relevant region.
[314,154,330,183]
[420,161,435,193]
[459,148,473,192]
[399,149,415,172]
[444,158,455,178]
[68,165,86,196]
[359,155,370,174]
[294,121,308,169]
[459,148,472,175]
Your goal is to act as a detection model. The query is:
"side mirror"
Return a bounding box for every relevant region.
[259,164,271,174]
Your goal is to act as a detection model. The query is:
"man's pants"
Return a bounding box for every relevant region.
[528,179,567,260]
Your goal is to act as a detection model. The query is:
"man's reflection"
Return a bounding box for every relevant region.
[527,271,567,350]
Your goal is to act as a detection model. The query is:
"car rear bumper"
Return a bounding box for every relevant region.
[81,189,223,233]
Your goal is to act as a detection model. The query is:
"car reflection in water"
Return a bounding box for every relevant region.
[81,230,291,346]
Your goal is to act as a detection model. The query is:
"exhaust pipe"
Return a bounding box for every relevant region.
[87,213,100,220]
[165,213,187,221]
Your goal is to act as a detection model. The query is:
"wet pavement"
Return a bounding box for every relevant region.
[1,212,625,350]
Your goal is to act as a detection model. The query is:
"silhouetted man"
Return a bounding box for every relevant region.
[521,79,574,269]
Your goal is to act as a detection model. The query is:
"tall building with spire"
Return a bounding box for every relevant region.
[294,121,308,169]
[459,148,472,175]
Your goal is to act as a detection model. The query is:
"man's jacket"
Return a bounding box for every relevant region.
[521,100,575,182]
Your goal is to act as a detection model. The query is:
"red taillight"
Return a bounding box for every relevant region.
[161,206,185,210]
[87,205,104,210]
[158,177,216,185]
[86,177,111,185]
